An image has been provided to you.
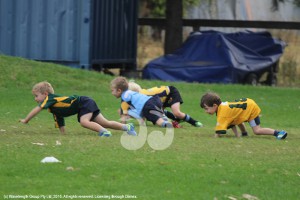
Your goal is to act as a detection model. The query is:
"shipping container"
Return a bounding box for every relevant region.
[0,0,138,70]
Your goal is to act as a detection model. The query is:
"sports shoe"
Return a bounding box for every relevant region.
[98,130,112,137]
[194,121,203,127]
[276,130,287,140]
[242,132,248,136]
[126,123,137,136]
[172,121,182,128]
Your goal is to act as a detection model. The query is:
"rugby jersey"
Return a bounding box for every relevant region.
[215,98,261,133]
[120,90,151,117]
[140,86,170,104]
[39,94,80,127]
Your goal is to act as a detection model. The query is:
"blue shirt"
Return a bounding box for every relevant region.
[121,90,151,117]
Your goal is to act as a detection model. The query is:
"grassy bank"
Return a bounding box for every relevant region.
[0,55,299,200]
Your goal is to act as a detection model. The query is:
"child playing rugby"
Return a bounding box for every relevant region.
[19,81,136,137]
[229,123,248,137]
[128,81,203,128]
[200,92,287,139]
[110,77,172,128]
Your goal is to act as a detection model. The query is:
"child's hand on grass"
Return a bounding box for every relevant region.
[19,119,28,124]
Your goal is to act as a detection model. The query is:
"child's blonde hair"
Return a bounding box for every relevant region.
[128,81,142,92]
[110,76,128,91]
[32,81,54,94]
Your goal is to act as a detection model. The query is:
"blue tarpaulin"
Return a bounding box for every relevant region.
[142,31,286,84]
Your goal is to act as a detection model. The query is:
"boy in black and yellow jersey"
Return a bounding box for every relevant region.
[200,92,287,139]
[128,82,203,128]
[19,81,136,137]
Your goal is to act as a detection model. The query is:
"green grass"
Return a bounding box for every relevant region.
[0,55,299,200]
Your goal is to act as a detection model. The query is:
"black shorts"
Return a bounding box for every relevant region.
[163,86,183,107]
[77,96,100,122]
[142,95,164,124]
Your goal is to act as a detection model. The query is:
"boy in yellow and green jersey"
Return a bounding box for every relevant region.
[200,92,287,139]
[20,81,136,137]
[129,82,203,128]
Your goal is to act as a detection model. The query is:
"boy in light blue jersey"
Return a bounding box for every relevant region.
[110,77,172,128]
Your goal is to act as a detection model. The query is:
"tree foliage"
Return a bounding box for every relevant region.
[144,0,201,17]
[294,0,300,7]
[272,0,300,10]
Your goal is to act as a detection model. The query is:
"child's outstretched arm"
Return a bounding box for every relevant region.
[19,106,42,124]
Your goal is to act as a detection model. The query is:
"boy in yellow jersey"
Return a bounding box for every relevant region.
[200,92,287,139]
[19,81,136,137]
[128,82,203,128]
[230,123,248,137]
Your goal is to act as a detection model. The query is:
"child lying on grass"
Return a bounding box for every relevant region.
[19,81,136,137]
[128,81,203,128]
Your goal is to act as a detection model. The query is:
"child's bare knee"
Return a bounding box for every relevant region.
[80,121,88,128]
[252,129,260,135]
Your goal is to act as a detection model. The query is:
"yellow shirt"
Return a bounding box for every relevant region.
[215,98,261,132]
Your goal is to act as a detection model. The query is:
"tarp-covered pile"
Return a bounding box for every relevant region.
[142,31,286,84]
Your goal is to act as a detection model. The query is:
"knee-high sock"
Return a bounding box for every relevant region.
[184,114,197,126]
[164,110,178,121]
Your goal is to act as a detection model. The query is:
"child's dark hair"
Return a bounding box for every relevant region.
[200,92,222,108]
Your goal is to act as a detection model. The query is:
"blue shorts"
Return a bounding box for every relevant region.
[77,96,100,122]
[142,95,164,124]
[249,116,261,127]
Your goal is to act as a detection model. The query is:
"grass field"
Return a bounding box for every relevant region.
[0,55,300,200]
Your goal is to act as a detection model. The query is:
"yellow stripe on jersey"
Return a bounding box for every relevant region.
[121,102,130,114]
[54,97,69,102]
[140,86,170,103]
[40,96,49,108]
[52,97,77,108]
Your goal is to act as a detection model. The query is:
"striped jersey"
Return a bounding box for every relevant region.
[39,94,80,127]
[140,86,170,104]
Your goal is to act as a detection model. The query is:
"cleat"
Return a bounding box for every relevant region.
[172,121,182,128]
[242,132,248,136]
[99,131,112,137]
[276,130,287,140]
[126,123,137,136]
[194,121,203,127]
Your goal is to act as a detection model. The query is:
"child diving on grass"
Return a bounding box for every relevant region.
[19,81,136,137]
[128,81,203,128]
[110,77,172,128]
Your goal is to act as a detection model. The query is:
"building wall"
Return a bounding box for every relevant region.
[187,0,300,32]
[91,0,138,69]
[0,0,138,69]
[0,0,91,68]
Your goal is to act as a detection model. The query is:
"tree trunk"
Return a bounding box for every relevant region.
[164,0,183,54]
